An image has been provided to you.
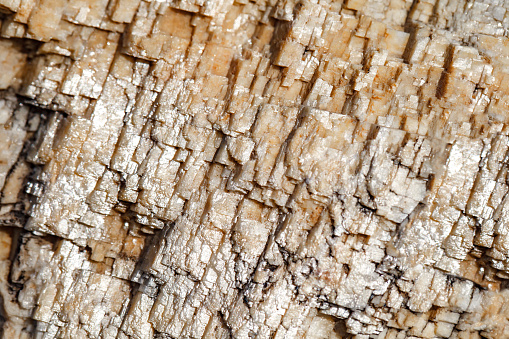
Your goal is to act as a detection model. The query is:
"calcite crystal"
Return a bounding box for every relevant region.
[1,0,509,338]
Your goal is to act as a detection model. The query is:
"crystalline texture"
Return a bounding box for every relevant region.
[1,0,509,338]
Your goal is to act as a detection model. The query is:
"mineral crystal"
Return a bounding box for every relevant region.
[1,0,509,338]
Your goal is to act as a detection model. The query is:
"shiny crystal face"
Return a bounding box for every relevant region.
[1,0,509,338]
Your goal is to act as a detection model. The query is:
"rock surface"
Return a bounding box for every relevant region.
[1,0,509,338]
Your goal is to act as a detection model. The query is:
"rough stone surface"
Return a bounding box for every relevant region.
[1,0,509,338]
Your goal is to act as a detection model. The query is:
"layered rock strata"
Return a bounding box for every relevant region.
[1,0,509,338]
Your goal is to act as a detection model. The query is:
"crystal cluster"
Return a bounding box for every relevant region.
[1,0,509,338]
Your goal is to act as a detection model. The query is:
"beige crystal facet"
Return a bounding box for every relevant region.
[1,0,509,338]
